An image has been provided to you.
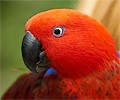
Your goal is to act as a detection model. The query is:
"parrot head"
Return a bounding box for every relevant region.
[22,9,117,79]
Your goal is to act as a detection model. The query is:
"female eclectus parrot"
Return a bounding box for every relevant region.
[2,9,120,99]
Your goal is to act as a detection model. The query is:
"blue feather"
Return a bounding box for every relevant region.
[44,68,58,77]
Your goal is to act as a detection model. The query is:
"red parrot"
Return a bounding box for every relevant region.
[2,9,120,99]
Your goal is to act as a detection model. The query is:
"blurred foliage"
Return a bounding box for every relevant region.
[1,0,78,97]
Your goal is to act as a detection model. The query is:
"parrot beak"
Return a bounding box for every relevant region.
[22,31,50,74]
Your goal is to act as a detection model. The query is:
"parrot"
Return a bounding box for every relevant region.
[2,9,120,99]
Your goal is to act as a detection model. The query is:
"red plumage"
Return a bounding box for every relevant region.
[2,9,120,99]
[2,62,120,99]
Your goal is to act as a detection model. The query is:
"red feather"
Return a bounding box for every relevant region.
[2,61,120,99]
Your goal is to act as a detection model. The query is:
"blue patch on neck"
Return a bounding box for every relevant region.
[44,68,58,77]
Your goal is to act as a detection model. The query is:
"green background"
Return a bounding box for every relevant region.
[1,0,78,97]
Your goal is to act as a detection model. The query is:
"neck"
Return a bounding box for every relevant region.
[58,58,119,79]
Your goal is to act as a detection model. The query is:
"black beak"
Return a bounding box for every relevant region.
[22,31,50,74]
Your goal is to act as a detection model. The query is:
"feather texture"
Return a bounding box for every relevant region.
[2,60,120,99]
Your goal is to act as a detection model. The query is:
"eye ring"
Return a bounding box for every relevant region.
[52,26,65,37]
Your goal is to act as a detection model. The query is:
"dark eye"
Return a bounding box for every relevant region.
[52,26,65,37]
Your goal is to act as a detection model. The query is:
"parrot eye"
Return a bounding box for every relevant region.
[52,26,65,37]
